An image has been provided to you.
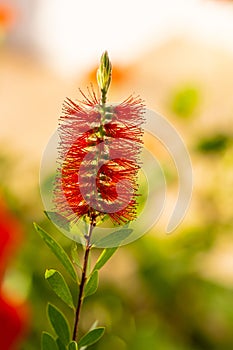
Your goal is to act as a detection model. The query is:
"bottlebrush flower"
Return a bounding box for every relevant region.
[53,90,145,226]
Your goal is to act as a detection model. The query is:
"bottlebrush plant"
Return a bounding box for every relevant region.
[34,51,145,350]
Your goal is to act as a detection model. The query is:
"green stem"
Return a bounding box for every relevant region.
[72,220,94,341]
[101,89,107,105]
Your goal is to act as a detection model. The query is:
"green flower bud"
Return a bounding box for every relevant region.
[97,51,112,104]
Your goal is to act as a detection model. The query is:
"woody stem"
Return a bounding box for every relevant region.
[72,219,95,341]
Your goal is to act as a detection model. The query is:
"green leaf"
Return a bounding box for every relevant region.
[45,269,75,309]
[78,327,105,348]
[47,303,71,346]
[56,338,68,350]
[44,211,70,231]
[41,332,58,350]
[69,341,78,350]
[34,223,77,281]
[84,270,99,297]
[71,242,82,270]
[93,247,117,271]
[94,228,133,248]
[79,320,99,349]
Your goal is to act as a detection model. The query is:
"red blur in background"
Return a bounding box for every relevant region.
[0,196,29,350]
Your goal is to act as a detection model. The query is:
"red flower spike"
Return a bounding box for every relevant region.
[54,88,145,225]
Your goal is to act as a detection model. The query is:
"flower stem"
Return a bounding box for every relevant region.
[72,219,95,341]
[72,51,112,342]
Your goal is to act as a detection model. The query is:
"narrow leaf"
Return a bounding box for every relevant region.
[56,338,67,350]
[41,332,58,350]
[69,341,78,350]
[44,211,70,231]
[79,320,99,350]
[93,247,118,271]
[94,228,133,248]
[71,242,82,270]
[78,327,105,348]
[47,303,71,346]
[34,223,77,281]
[45,269,75,309]
[84,270,99,297]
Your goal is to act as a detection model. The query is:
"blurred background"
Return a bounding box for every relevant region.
[0,0,233,349]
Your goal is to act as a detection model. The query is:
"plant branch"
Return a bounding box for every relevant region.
[72,218,95,341]
[72,51,112,342]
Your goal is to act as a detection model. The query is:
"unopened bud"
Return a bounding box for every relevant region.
[97,51,112,104]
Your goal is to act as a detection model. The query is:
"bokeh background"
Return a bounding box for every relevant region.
[1,0,233,349]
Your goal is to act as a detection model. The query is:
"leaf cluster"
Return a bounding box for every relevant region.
[34,223,117,349]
